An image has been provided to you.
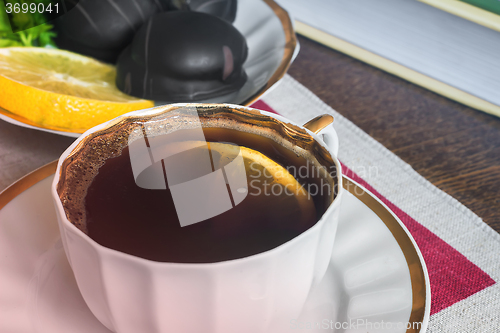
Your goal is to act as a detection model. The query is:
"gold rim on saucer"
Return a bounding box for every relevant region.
[343,177,428,333]
[243,0,297,106]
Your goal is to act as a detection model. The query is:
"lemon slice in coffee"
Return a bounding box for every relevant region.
[208,142,317,235]
[167,140,312,201]
[210,142,309,196]
[0,47,154,132]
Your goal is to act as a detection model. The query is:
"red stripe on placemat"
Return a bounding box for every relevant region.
[250,100,278,114]
[251,100,496,315]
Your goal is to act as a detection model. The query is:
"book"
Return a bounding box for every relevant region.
[421,0,500,32]
[460,0,500,15]
[277,0,500,118]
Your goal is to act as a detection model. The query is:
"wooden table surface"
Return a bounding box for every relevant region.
[289,36,500,233]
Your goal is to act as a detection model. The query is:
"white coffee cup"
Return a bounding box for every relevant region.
[52,104,343,333]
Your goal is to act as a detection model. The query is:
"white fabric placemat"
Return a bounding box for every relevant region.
[262,75,500,333]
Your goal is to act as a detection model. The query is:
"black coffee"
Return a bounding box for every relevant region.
[58,110,337,263]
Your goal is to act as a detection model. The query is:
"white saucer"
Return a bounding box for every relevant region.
[0,162,430,333]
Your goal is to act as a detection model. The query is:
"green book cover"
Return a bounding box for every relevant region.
[459,0,500,15]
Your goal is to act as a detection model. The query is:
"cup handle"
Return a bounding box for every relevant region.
[303,114,339,157]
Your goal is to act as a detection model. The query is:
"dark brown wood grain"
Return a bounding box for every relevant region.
[289,36,500,233]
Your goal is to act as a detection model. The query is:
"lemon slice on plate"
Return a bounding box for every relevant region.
[0,47,154,133]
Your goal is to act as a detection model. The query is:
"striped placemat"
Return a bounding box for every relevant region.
[254,75,500,333]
